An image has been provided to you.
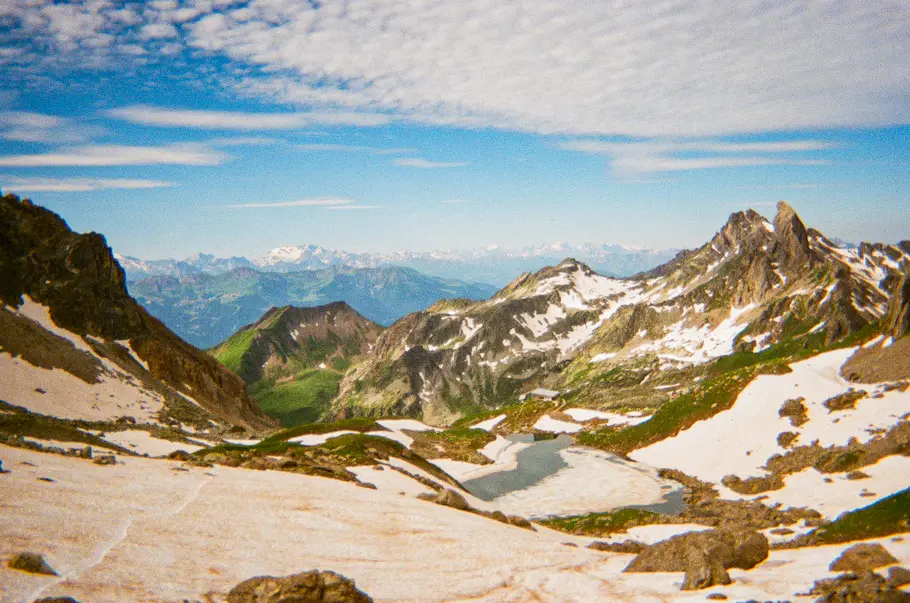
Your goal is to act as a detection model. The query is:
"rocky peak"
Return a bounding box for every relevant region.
[710,209,772,252]
[772,201,812,269]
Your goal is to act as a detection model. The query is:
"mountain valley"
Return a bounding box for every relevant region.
[1,194,908,603]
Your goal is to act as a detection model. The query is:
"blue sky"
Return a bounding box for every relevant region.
[0,1,907,259]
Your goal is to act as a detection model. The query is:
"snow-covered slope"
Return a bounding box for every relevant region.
[632,347,910,519]
[2,443,908,602]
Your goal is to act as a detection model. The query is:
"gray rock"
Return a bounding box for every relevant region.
[8,552,58,576]
[434,489,470,511]
[810,570,910,603]
[681,546,731,591]
[226,569,374,602]
[93,454,116,466]
[624,529,769,573]
[829,543,899,573]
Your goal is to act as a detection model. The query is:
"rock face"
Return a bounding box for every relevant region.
[226,570,374,603]
[0,194,274,430]
[7,551,57,575]
[829,543,899,573]
[885,271,910,339]
[623,529,769,590]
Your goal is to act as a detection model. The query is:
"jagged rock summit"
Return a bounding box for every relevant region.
[0,193,274,430]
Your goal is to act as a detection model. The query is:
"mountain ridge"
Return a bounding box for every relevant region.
[129,264,496,349]
[117,241,680,286]
[331,202,909,424]
[0,193,274,431]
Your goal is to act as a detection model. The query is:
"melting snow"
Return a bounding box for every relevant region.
[102,430,205,457]
[471,414,506,431]
[288,430,357,445]
[589,352,617,363]
[533,415,583,434]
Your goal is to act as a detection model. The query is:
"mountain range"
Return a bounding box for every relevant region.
[128,265,495,349]
[117,242,679,286]
[331,202,910,424]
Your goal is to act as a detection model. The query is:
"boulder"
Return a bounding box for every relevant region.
[810,570,910,603]
[434,489,470,511]
[167,450,192,461]
[226,569,374,603]
[829,543,898,573]
[624,529,769,590]
[8,552,58,575]
[35,598,81,603]
[587,540,645,554]
[93,454,116,466]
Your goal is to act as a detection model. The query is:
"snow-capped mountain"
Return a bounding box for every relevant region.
[118,242,679,285]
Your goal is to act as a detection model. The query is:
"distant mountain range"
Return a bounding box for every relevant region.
[128,265,496,349]
[116,242,679,286]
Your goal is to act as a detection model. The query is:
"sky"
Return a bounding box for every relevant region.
[0,0,908,260]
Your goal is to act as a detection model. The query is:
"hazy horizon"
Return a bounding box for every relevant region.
[0,1,907,259]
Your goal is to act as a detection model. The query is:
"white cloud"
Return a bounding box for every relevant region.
[613,156,827,174]
[3,1,908,138]
[559,140,836,155]
[210,136,279,146]
[559,138,833,173]
[325,204,380,210]
[394,158,467,169]
[0,111,104,143]
[139,22,180,40]
[180,0,910,137]
[0,176,176,192]
[0,144,227,167]
[107,106,392,129]
[297,143,412,155]
[225,198,358,208]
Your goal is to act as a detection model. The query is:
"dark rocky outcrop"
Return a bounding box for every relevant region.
[623,529,769,590]
[7,551,57,575]
[829,543,898,573]
[0,194,273,430]
[721,473,784,495]
[35,598,81,603]
[226,570,374,603]
[809,570,910,603]
[587,540,645,554]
